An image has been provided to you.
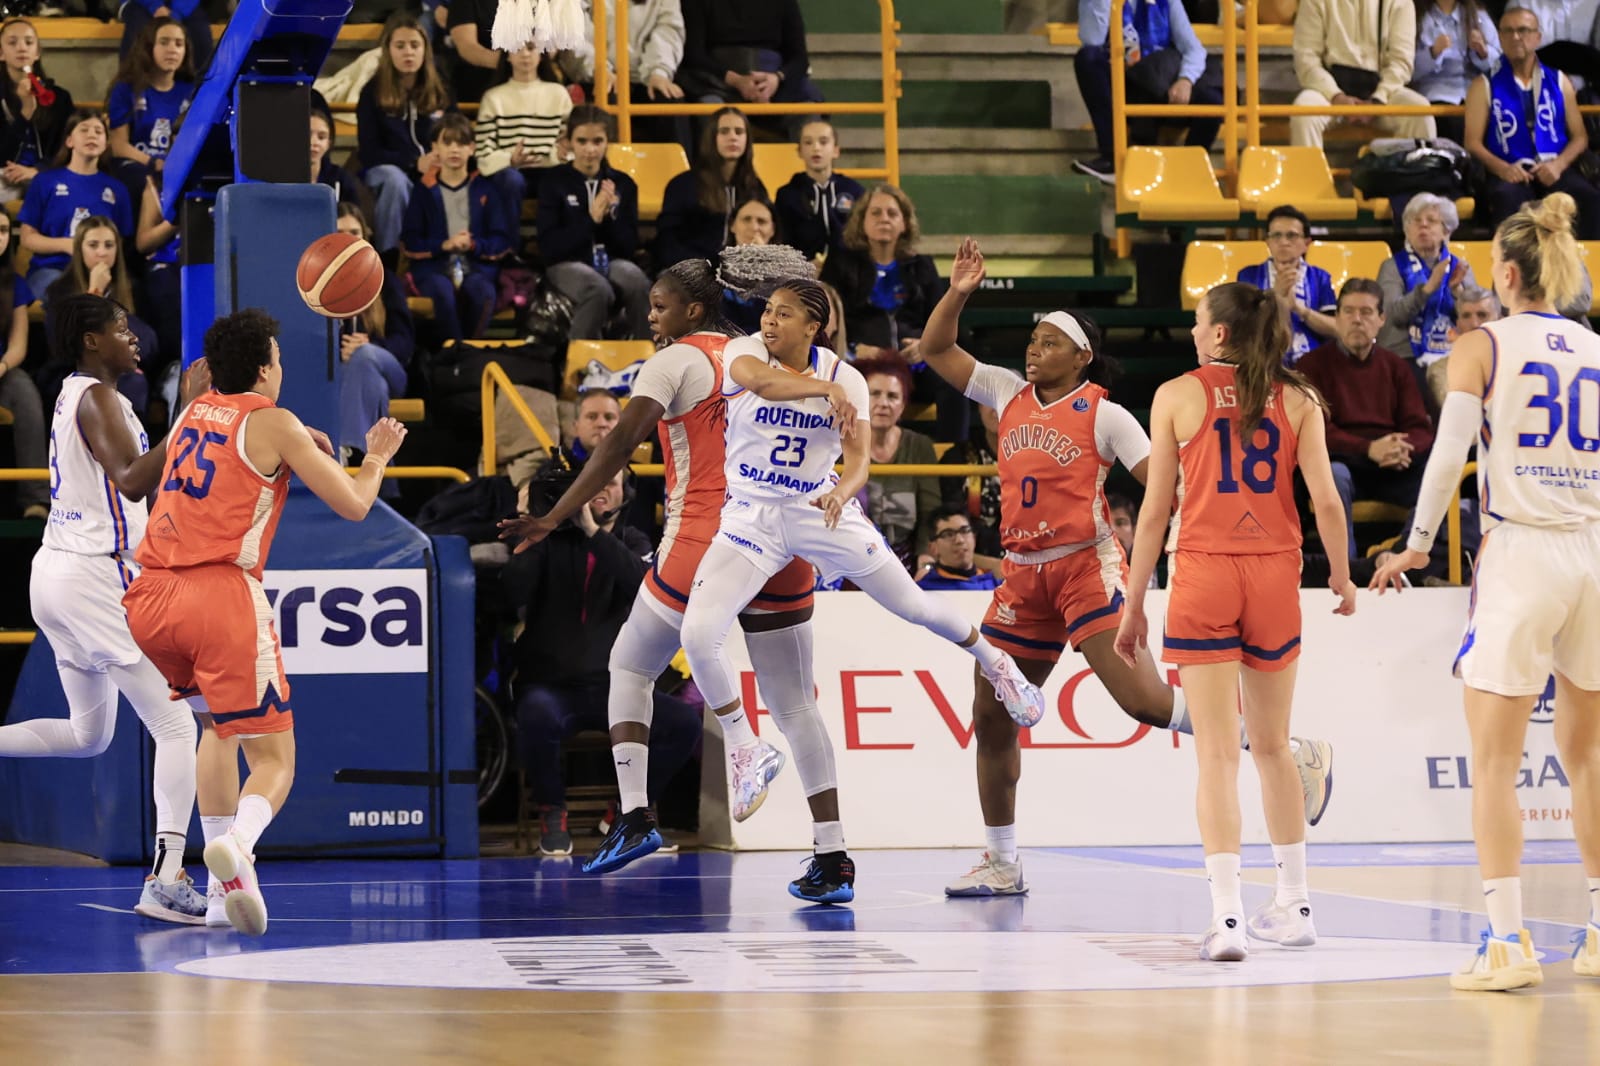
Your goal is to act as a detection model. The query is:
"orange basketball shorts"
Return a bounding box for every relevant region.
[123,564,294,738]
[1163,549,1303,671]
[646,533,815,615]
[980,539,1128,663]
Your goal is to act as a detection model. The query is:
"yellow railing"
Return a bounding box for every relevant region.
[480,361,560,476]
[1111,0,1238,182]
[594,0,903,186]
[1447,462,1478,587]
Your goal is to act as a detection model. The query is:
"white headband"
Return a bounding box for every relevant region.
[1040,310,1092,352]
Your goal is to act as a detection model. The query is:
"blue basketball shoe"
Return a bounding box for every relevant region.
[582,807,663,874]
[134,869,207,925]
[789,851,856,904]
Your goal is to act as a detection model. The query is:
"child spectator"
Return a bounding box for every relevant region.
[536,105,649,341]
[400,113,514,343]
[475,41,573,229]
[19,111,134,297]
[446,0,507,104]
[0,207,46,519]
[336,202,414,457]
[357,13,454,254]
[655,104,766,268]
[119,1,214,76]
[774,118,862,261]
[0,18,76,201]
[107,17,195,207]
[44,216,156,416]
[310,102,371,216]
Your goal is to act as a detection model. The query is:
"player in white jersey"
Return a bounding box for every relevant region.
[680,278,1048,755]
[1375,194,1600,991]
[2,294,207,924]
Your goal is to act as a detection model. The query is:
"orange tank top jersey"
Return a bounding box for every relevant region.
[136,391,291,580]
[1170,364,1302,555]
[657,332,730,549]
[996,381,1115,553]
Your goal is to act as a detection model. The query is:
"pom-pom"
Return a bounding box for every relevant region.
[531,0,556,50]
[491,0,539,52]
[548,0,588,51]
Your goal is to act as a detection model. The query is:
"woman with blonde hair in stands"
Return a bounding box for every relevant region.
[1117,281,1355,963]
[1375,192,1600,991]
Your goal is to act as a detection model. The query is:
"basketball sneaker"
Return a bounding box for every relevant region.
[205,880,230,929]
[1571,923,1600,977]
[1201,914,1249,961]
[1451,929,1543,991]
[203,832,268,937]
[1246,900,1317,946]
[983,654,1047,728]
[1292,737,1334,826]
[729,740,786,822]
[538,806,573,857]
[789,851,856,904]
[945,852,1027,897]
[134,869,207,926]
[582,808,663,875]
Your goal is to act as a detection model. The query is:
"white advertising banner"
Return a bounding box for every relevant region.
[260,569,430,675]
[709,589,1574,849]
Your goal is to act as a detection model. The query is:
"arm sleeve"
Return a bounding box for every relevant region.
[1405,391,1481,554]
[1079,0,1109,48]
[1381,258,1430,330]
[474,92,510,175]
[679,0,717,80]
[1471,10,1500,72]
[1168,0,1208,85]
[644,0,687,82]
[602,174,641,258]
[1292,0,1342,100]
[1375,0,1418,102]
[107,83,134,130]
[400,185,442,257]
[962,362,1027,410]
[355,85,385,172]
[1314,269,1338,312]
[17,175,45,229]
[470,179,515,259]
[1095,401,1152,470]
[629,344,711,413]
[535,178,595,264]
[1413,16,1438,81]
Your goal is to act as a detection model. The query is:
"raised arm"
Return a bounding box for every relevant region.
[729,353,857,424]
[918,236,984,394]
[259,408,406,521]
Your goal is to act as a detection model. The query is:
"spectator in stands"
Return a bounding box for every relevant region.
[446,0,507,105]
[400,113,514,344]
[136,175,182,419]
[503,464,701,856]
[43,216,155,416]
[939,402,1003,562]
[0,207,45,519]
[0,18,75,202]
[1410,0,1498,145]
[336,202,413,460]
[857,355,941,572]
[567,387,622,463]
[566,0,691,147]
[774,118,863,261]
[1235,205,1338,367]
[1296,277,1435,558]
[1424,282,1500,408]
[1071,0,1223,184]
[107,18,195,209]
[19,111,134,298]
[1290,0,1436,149]
[1376,191,1479,368]
[357,13,454,255]
[678,0,822,136]
[821,184,968,442]
[1108,494,1162,588]
[821,279,848,355]
[476,41,573,228]
[915,506,1001,591]
[1464,6,1600,239]
[655,105,767,268]
[309,103,369,216]
[536,105,650,342]
[120,1,213,76]
[729,195,776,246]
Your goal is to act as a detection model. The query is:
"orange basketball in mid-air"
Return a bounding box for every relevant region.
[296,232,384,318]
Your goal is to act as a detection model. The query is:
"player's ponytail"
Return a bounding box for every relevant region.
[1205,282,1319,438]
[655,258,741,337]
[1497,191,1583,310]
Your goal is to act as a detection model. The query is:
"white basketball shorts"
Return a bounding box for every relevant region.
[29,545,145,671]
[714,494,897,584]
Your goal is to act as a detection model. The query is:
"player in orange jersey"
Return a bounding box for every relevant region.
[920,240,1335,899]
[501,253,861,902]
[124,309,407,936]
[1116,282,1356,962]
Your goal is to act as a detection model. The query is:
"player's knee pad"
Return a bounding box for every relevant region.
[769,700,838,797]
[608,665,656,729]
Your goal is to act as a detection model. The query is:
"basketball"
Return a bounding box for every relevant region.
[295,231,383,318]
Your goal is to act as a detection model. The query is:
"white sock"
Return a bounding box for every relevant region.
[231,794,274,856]
[966,635,1006,674]
[814,820,845,855]
[152,832,185,883]
[1587,877,1600,925]
[1167,690,1192,735]
[613,741,649,815]
[200,816,233,891]
[1206,852,1244,922]
[985,823,1018,864]
[717,706,760,750]
[1272,841,1308,907]
[1483,876,1523,939]
[1238,716,1250,751]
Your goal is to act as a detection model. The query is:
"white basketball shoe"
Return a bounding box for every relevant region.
[205,879,230,929]
[982,654,1046,728]
[945,852,1027,897]
[1201,914,1249,961]
[1451,929,1543,991]
[204,831,268,937]
[1572,923,1600,978]
[728,740,786,822]
[1292,737,1334,826]
[1246,900,1317,946]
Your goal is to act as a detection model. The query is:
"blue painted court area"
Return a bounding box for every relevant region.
[0,846,1586,989]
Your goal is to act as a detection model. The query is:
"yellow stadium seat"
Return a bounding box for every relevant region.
[1306,240,1395,293]
[407,296,433,319]
[567,339,656,396]
[0,405,12,426]
[1181,241,1267,310]
[1578,242,1600,314]
[1237,146,1358,220]
[1042,22,1296,48]
[1352,501,1410,525]
[1117,146,1240,222]
[1449,241,1493,292]
[608,143,690,221]
[389,398,426,423]
[751,142,799,199]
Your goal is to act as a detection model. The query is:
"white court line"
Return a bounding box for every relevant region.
[79,903,138,916]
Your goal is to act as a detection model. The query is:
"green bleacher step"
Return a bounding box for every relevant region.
[815,79,1052,129]
[802,0,1004,35]
[901,174,1103,238]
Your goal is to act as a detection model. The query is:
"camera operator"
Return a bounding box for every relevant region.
[502,460,701,856]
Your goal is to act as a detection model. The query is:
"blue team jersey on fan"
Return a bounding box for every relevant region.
[108,81,193,160]
[18,169,135,274]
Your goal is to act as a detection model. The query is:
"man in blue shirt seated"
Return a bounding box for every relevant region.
[916,506,1001,591]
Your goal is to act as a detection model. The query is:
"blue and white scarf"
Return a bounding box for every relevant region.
[1395,243,1457,361]
[1488,57,1566,165]
[1123,0,1171,56]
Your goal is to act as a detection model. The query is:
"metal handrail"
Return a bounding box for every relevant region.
[595,0,903,186]
[480,361,560,476]
[1111,0,1238,184]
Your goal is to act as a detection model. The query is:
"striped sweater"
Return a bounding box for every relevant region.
[474,80,574,176]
